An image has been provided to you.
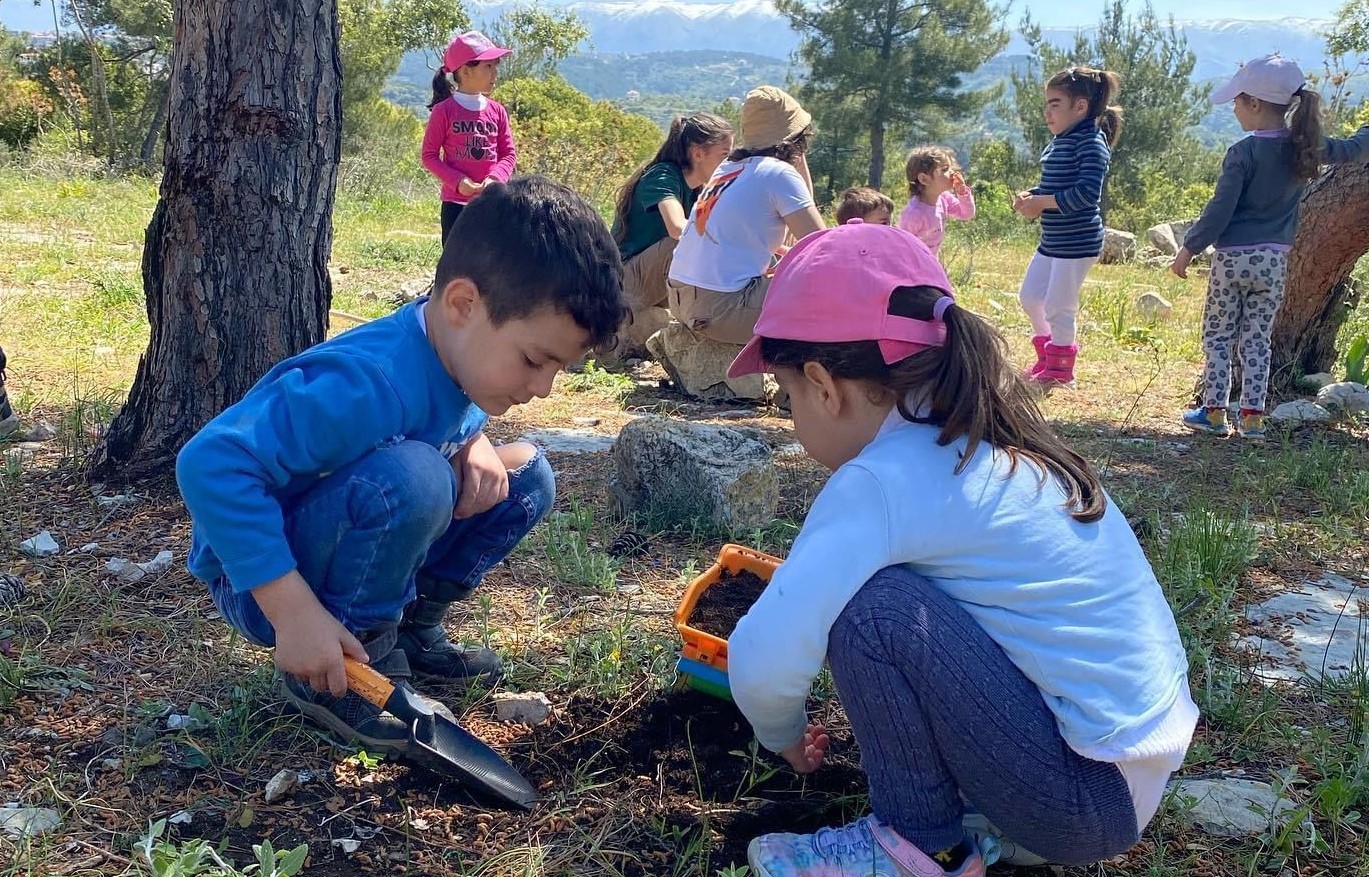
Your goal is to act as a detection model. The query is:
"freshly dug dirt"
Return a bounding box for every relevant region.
[687,569,768,638]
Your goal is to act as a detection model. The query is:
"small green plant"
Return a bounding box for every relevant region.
[345,749,385,770]
[135,818,308,876]
[1344,333,1368,384]
[560,359,634,406]
[729,738,781,801]
[541,502,619,590]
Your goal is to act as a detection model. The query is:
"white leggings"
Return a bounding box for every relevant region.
[1018,252,1097,346]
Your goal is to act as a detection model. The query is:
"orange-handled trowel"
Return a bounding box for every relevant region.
[343,657,538,809]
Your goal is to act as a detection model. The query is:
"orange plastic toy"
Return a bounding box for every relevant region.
[674,543,781,699]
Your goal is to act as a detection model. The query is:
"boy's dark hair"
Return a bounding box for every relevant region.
[434,176,628,351]
[835,186,895,224]
[1047,66,1124,148]
[759,285,1105,524]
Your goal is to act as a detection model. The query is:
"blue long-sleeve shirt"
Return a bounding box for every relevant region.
[176,301,488,593]
[1184,125,1369,254]
[1031,118,1112,259]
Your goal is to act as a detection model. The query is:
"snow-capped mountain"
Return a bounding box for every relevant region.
[470,0,1342,79]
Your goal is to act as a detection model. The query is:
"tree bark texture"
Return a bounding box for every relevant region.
[90,0,341,482]
[1271,160,1369,386]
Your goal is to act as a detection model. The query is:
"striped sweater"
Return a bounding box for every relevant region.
[1030,118,1112,259]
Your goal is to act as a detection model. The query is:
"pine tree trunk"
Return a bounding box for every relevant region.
[1270,160,1369,388]
[88,0,341,483]
[868,118,886,190]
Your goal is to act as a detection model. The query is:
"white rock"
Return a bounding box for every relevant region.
[168,810,193,825]
[165,714,202,731]
[1240,573,1369,683]
[1099,227,1136,264]
[1134,290,1173,321]
[520,428,616,454]
[333,838,361,854]
[1270,399,1332,423]
[19,531,59,558]
[104,550,175,582]
[610,416,779,530]
[95,493,139,508]
[1297,372,1336,391]
[571,416,601,426]
[493,692,553,725]
[1146,222,1183,256]
[1315,381,1369,416]
[397,278,431,303]
[79,543,99,553]
[1168,778,1297,837]
[264,769,300,804]
[0,807,62,839]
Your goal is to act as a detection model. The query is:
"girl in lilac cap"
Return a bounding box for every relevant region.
[724,221,1196,877]
[422,31,518,244]
[1173,54,1369,440]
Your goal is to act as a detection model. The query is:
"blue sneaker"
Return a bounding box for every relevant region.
[1182,407,1229,436]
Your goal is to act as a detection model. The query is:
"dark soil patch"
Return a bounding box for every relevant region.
[687,569,768,638]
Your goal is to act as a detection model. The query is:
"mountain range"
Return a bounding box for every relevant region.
[466,1,1344,83]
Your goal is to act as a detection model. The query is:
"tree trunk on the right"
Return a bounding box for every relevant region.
[1270,160,1369,389]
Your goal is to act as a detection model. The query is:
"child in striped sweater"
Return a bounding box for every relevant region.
[1013,66,1122,388]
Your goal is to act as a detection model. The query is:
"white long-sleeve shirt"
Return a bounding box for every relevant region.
[729,411,1197,774]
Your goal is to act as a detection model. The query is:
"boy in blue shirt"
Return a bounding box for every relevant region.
[176,176,626,752]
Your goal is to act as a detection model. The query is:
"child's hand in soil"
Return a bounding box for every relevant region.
[781,723,829,774]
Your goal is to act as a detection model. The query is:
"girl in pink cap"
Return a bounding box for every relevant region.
[1173,54,1369,440]
[422,31,518,244]
[724,221,1195,877]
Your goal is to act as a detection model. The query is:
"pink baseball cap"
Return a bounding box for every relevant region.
[1210,54,1306,105]
[443,31,512,72]
[728,220,955,379]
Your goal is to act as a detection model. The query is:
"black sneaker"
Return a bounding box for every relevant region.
[397,597,503,686]
[278,675,455,755]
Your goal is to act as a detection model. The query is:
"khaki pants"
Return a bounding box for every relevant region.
[609,236,677,361]
[666,274,771,345]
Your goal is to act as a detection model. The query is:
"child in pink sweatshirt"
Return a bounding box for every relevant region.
[897,145,975,257]
[421,32,518,243]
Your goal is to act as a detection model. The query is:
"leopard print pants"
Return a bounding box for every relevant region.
[1200,248,1288,412]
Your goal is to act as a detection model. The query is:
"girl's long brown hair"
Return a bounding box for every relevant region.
[1047,66,1124,148]
[760,285,1106,523]
[1283,88,1326,181]
[611,112,733,246]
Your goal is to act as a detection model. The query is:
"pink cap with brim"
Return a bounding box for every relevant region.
[1210,54,1306,106]
[727,220,955,379]
[443,31,512,72]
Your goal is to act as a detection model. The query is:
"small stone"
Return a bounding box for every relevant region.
[264,769,300,804]
[165,714,201,731]
[1134,290,1173,321]
[1270,399,1332,423]
[21,421,56,442]
[101,758,122,771]
[105,550,175,583]
[493,692,553,725]
[571,416,601,426]
[1100,228,1136,264]
[333,838,361,854]
[95,493,138,507]
[520,428,616,454]
[1315,381,1369,416]
[397,277,431,302]
[168,810,193,825]
[1296,372,1336,392]
[79,543,99,553]
[19,531,59,558]
[0,807,62,839]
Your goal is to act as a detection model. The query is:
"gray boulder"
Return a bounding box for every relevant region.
[1134,290,1173,321]
[1099,228,1136,264]
[610,416,778,530]
[1168,778,1298,838]
[646,321,776,402]
[1270,399,1332,423]
[1147,220,1195,256]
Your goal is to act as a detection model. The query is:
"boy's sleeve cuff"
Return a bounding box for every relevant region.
[222,546,299,594]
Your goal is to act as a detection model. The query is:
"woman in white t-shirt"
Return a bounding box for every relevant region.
[667,86,826,345]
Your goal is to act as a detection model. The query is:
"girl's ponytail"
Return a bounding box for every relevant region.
[428,68,454,110]
[1095,70,1124,147]
[1288,87,1325,181]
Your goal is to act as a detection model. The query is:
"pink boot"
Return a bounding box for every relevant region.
[1024,334,1050,378]
[1028,341,1077,388]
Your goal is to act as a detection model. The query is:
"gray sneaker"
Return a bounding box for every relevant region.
[279,675,456,755]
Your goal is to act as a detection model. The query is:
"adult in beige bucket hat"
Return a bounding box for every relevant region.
[740,86,814,151]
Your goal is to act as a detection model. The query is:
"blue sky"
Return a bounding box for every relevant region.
[0,0,1342,32]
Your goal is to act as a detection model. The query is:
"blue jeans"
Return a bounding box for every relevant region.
[210,439,555,647]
